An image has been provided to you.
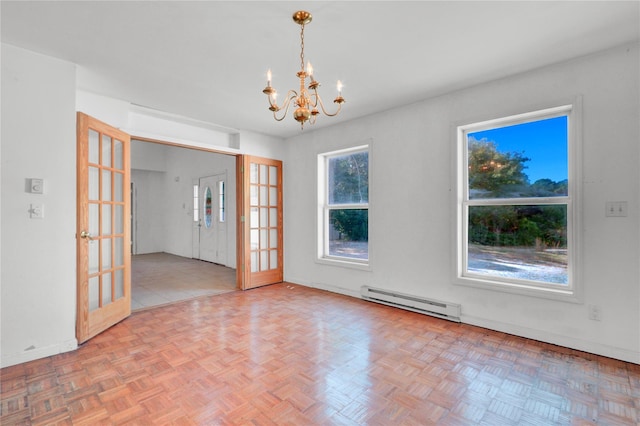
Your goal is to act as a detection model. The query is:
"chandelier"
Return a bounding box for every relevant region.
[262,10,345,129]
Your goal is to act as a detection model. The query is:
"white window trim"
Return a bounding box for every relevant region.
[317,144,371,270]
[453,99,583,302]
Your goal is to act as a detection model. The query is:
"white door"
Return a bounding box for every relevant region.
[197,173,227,264]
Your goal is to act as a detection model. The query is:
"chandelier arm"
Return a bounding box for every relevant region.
[272,91,298,121]
[315,93,343,117]
[268,89,298,109]
[307,88,319,108]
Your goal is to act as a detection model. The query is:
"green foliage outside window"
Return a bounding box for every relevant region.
[329,152,368,242]
[468,138,567,249]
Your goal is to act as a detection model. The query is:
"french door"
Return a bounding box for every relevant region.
[237,155,283,289]
[76,112,131,343]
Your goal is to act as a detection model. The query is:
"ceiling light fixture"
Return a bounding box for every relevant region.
[262,10,345,129]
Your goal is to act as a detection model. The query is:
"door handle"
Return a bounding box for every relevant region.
[79,230,94,240]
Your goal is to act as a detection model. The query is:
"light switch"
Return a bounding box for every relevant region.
[30,204,44,219]
[29,178,44,194]
[605,201,627,217]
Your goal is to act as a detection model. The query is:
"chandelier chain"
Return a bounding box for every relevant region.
[300,24,305,71]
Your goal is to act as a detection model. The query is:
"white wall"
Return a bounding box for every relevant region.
[131,169,167,254]
[1,44,78,366]
[284,44,640,363]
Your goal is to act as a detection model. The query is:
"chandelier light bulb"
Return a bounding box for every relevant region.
[307,62,314,80]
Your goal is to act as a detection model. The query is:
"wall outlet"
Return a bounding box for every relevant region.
[588,304,602,321]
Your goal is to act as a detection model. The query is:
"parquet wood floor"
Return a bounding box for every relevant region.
[2,283,638,425]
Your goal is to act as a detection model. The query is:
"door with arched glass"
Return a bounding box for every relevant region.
[197,172,227,265]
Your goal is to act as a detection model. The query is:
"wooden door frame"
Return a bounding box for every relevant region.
[236,156,248,289]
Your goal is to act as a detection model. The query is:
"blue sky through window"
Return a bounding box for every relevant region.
[469,116,568,183]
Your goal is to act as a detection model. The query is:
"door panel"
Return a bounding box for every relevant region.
[196,173,228,265]
[237,155,283,290]
[77,112,131,343]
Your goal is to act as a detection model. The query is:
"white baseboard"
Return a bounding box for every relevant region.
[301,280,362,299]
[1,339,78,368]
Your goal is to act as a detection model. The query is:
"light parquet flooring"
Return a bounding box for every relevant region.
[131,253,237,311]
[2,283,639,425]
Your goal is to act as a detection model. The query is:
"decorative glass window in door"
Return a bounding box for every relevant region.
[204,186,213,228]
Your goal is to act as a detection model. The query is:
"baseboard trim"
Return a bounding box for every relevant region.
[305,280,362,299]
[1,339,78,368]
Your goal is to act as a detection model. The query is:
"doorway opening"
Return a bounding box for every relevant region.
[130,139,237,310]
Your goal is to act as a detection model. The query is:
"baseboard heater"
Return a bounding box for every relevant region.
[361,286,461,323]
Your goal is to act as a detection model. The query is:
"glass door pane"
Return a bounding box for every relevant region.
[247,158,281,279]
[92,125,126,308]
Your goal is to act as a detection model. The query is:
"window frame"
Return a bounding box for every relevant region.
[454,101,582,302]
[317,144,371,270]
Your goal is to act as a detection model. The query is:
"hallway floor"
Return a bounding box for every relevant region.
[131,252,236,311]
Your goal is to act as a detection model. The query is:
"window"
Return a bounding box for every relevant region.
[193,184,199,222]
[456,104,579,298]
[318,145,369,266]
[218,180,225,223]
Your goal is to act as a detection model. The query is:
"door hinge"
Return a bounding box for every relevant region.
[240,215,245,222]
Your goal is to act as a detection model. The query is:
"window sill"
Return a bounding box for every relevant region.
[453,275,581,303]
[316,256,371,271]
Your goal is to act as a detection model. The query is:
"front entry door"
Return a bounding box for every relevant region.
[237,155,283,290]
[197,173,227,265]
[76,112,131,343]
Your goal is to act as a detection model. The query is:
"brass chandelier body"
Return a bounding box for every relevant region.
[263,11,345,129]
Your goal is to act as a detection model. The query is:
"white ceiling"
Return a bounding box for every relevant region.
[2,1,639,139]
